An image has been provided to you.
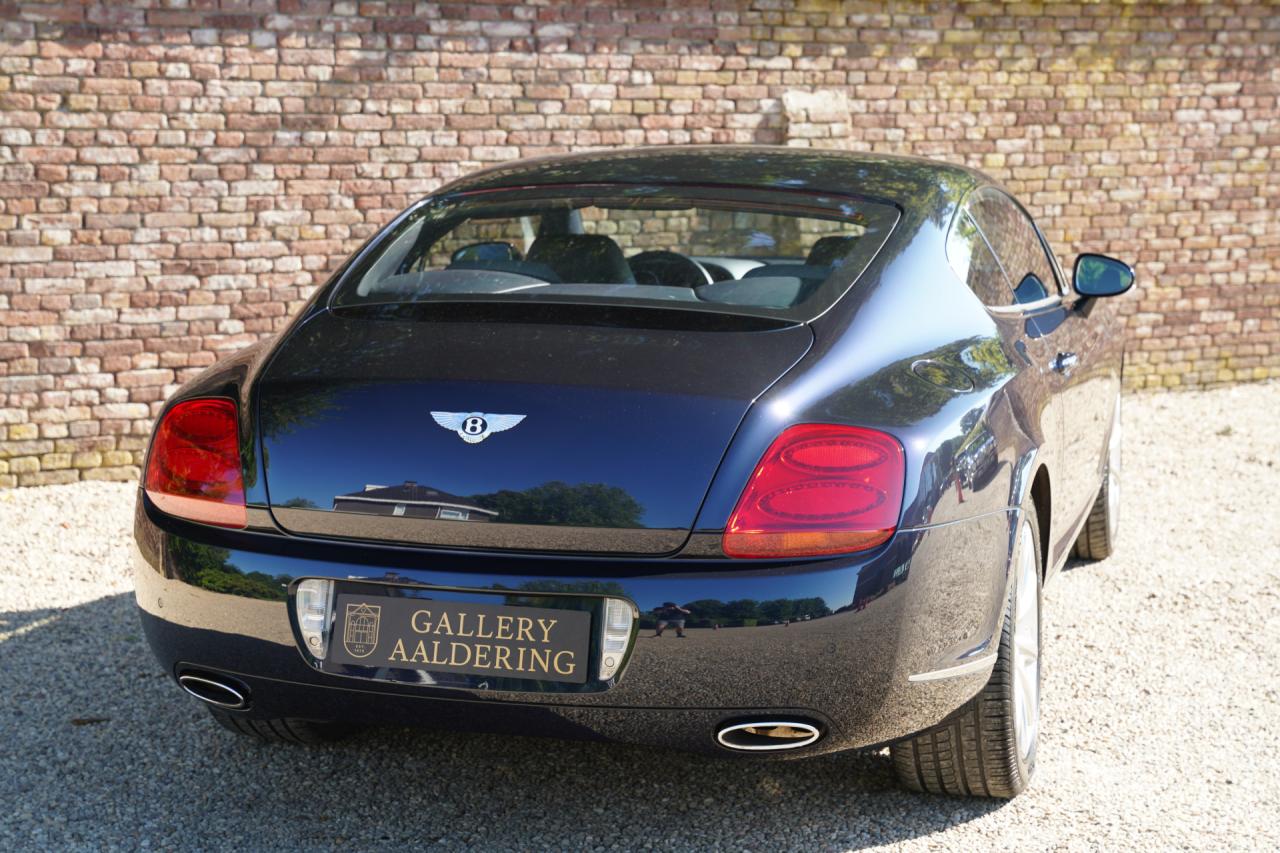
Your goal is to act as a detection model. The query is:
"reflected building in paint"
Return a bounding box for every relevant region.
[333,481,498,522]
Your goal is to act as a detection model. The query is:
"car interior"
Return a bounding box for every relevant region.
[350,198,897,313]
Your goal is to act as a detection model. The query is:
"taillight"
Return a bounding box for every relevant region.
[144,398,246,528]
[723,424,905,558]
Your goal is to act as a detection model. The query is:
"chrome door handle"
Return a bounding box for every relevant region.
[1051,352,1078,374]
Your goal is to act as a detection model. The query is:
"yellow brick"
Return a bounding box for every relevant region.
[40,452,72,469]
[72,451,103,469]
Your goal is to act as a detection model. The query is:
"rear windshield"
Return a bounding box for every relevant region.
[330,184,899,322]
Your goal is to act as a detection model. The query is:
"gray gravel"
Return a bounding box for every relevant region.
[2,383,1278,851]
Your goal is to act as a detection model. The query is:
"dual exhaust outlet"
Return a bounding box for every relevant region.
[177,669,821,752]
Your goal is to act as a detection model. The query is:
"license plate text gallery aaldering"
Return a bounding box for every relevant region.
[330,595,593,684]
[389,609,572,676]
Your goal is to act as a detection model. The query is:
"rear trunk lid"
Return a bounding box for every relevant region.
[257,307,811,554]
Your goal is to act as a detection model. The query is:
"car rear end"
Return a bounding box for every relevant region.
[133,171,1008,756]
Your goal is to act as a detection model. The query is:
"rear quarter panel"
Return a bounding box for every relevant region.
[696,206,1045,536]
[692,204,1056,652]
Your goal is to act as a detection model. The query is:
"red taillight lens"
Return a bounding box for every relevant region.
[723,424,905,558]
[144,398,246,528]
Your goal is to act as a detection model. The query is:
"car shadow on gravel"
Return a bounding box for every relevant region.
[1,594,1005,850]
[1060,555,1097,573]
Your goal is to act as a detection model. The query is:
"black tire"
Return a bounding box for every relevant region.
[207,707,350,745]
[1073,460,1117,560]
[1074,401,1121,561]
[890,504,1042,799]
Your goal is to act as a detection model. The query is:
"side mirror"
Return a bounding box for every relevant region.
[1073,253,1135,298]
[451,241,521,265]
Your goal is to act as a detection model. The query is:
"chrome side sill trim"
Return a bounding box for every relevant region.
[908,653,999,683]
[985,295,1062,316]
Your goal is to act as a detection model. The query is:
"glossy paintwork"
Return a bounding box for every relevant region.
[443,146,984,213]
[255,309,813,552]
[134,493,1011,754]
[133,146,1127,755]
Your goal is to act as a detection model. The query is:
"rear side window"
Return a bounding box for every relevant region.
[330,184,900,323]
[946,210,1009,307]
[948,188,1069,339]
[965,188,1060,304]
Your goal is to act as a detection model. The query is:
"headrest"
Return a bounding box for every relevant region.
[526,234,636,285]
[806,235,860,267]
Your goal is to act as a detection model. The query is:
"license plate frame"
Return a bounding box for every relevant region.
[325,589,593,685]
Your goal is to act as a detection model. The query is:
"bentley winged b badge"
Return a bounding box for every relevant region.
[431,411,526,444]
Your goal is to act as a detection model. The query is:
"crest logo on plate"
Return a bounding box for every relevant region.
[431,411,526,444]
[342,602,381,658]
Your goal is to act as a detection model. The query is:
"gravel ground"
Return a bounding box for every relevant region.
[2,383,1278,851]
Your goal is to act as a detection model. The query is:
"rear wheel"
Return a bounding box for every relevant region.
[890,505,1042,798]
[207,707,351,745]
[1074,397,1121,560]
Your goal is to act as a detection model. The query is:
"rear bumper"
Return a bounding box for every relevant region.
[134,495,1016,756]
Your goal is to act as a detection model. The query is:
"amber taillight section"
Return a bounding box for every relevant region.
[723,424,905,558]
[144,398,246,529]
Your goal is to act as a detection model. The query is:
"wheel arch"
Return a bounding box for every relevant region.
[1011,447,1053,581]
[1029,465,1052,580]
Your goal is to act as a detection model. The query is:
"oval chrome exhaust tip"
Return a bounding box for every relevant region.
[716,720,822,752]
[177,672,250,710]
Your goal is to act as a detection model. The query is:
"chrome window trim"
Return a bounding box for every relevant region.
[966,206,1014,289]
[984,294,1064,316]
[951,185,1071,311]
[974,185,1068,297]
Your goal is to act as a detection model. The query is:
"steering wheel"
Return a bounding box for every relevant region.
[627,251,713,288]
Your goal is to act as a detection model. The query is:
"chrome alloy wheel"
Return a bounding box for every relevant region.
[1011,521,1040,761]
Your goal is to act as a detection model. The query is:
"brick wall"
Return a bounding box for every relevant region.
[0,1,1277,487]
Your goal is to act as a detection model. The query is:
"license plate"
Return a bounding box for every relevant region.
[328,594,592,684]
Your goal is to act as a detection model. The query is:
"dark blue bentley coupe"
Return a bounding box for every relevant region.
[134,146,1133,798]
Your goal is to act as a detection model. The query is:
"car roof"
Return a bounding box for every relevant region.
[439,145,989,211]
